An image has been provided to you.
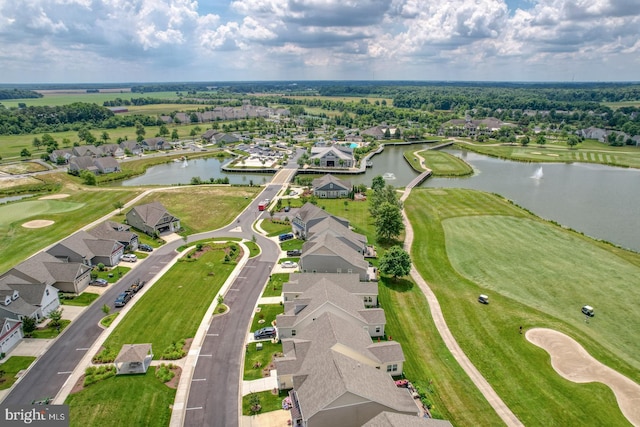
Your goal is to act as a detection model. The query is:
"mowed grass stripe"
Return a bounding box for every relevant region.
[444,215,640,370]
[406,188,636,426]
[102,245,234,357]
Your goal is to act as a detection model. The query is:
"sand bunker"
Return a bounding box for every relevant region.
[527,328,640,425]
[39,194,70,200]
[22,220,55,228]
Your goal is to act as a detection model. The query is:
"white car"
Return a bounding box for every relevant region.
[281,261,298,269]
[121,254,138,262]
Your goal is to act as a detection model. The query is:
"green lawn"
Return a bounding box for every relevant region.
[65,367,175,427]
[0,187,141,272]
[244,341,282,381]
[245,241,261,257]
[0,356,36,390]
[29,320,71,339]
[100,313,118,328]
[261,219,292,237]
[263,273,289,298]
[93,266,131,283]
[242,390,289,415]
[279,239,303,251]
[61,292,100,306]
[405,188,638,426]
[418,150,473,176]
[250,304,284,333]
[98,244,238,360]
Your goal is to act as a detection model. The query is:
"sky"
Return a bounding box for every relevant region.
[0,0,638,84]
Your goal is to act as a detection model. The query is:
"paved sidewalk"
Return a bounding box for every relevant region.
[241,410,291,427]
[241,370,279,396]
[258,297,282,305]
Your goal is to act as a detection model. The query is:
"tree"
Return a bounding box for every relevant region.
[20,148,31,157]
[113,200,124,214]
[171,129,179,141]
[371,175,385,192]
[370,184,402,218]
[158,124,170,137]
[379,246,412,279]
[22,316,37,336]
[101,131,110,144]
[135,122,146,139]
[48,308,64,328]
[536,135,546,147]
[32,137,42,149]
[566,135,580,149]
[102,304,111,315]
[80,170,97,185]
[374,202,404,242]
[520,135,530,146]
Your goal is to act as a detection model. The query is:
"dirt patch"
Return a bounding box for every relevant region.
[22,219,54,228]
[526,328,640,425]
[39,193,70,200]
[165,366,182,389]
[70,375,85,395]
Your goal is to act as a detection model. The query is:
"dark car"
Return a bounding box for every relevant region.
[278,233,294,242]
[284,206,290,212]
[286,249,302,257]
[254,326,277,340]
[90,278,108,287]
[114,292,131,307]
[138,244,153,252]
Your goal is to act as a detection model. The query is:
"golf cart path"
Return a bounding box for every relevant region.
[527,328,640,426]
[401,173,524,427]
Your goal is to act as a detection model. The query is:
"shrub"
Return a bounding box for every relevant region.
[155,363,176,383]
[92,347,118,363]
[161,339,186,360]
[84,365,116,386]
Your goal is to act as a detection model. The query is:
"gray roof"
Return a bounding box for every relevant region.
[367,341,406,364]
[4,283,53,306]
[312,174,352,192]
[293,350,417,420]
[364,412,453,427]
[52,230,122,260]
[88,222,137,244]
[284,273,377,297]
[69,156,96,170]
[302,232,369,269]
[115,343,153,364]
[307,216,367,248]
[278,280,384,329]
[94,156,119,170]
[127,201,177,228]
[309,145,354,161]
[295,203,331,224]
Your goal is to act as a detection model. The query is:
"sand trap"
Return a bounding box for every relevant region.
[39,194,70,200]
[527,328,640,425]
[546,153,560,157]
[22,220,55,228]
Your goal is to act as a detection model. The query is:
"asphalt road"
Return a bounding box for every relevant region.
[3,153,299,425]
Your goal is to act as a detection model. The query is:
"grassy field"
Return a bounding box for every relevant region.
[65,366,175,427]
[250,304,283,333]
[98,243,237,360]
[404,188,639,426]
[130,186,260,235]
[416,150,473,176]
[242,390,289,415]
[458,139,640,169]
[0,356,36,390]
[0,91,181,108]
[244,340,282,381]
[0,185,141,272]
[263,273,289,298]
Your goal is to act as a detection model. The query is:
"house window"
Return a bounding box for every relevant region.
[375,326,381,333]
[292,330,296,336]
[336,268,342,273]
[347,269,353,274]
[386,364,398,373]
[46,289,49,296]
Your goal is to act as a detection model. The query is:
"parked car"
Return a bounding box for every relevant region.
[129,279,146,293]
[254,326,277,340]
[281,261,298,269]
[114,292,131,307]
[90,278,108,287]
[121,254,137,262]
[478,294,489,304]
[284,206,290,212]
[582,305,595,317]
[286,249,302,257]
[278,233,294,242]
[138,244,153,252]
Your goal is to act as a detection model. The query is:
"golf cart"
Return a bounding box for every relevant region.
[478,294,489,304]
[581,305,595,317]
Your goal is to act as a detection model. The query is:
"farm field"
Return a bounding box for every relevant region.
[0,91,181,108]
[405,188,639,426]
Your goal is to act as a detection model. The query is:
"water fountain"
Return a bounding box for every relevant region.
[182,158,188,168]
[382,172,396,180]
[531,166,543,179]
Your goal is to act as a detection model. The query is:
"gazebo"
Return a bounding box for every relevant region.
[114,343,153,375]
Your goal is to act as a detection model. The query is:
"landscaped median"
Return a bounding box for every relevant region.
[64,241,242,426]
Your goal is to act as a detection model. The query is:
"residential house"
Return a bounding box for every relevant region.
[0,317,22,355]
[282,273,378,307]
[201,130,240,144]
[141,137,168,151]
[126,201,181,236]
[363,412,453,427]
[99,143,124,158]
[0,275,59,319]
[88,221,139,251]
[119,140,142,156]
[312,175,352,199]
[300,233,376,282]
[47,230,125,267]
[276,280,386,339]
[306,217,369,255]
[292,203,349,240]
[438,118,514,138]
[4,252,92,294]
[68,156,98,174]
[49,149,74,164]
[362,125,399,140]
[309,145,355,168]
[0,286,40,321]
[72,145,101,158]
[93,157,121,174]
[276,312,404,389]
